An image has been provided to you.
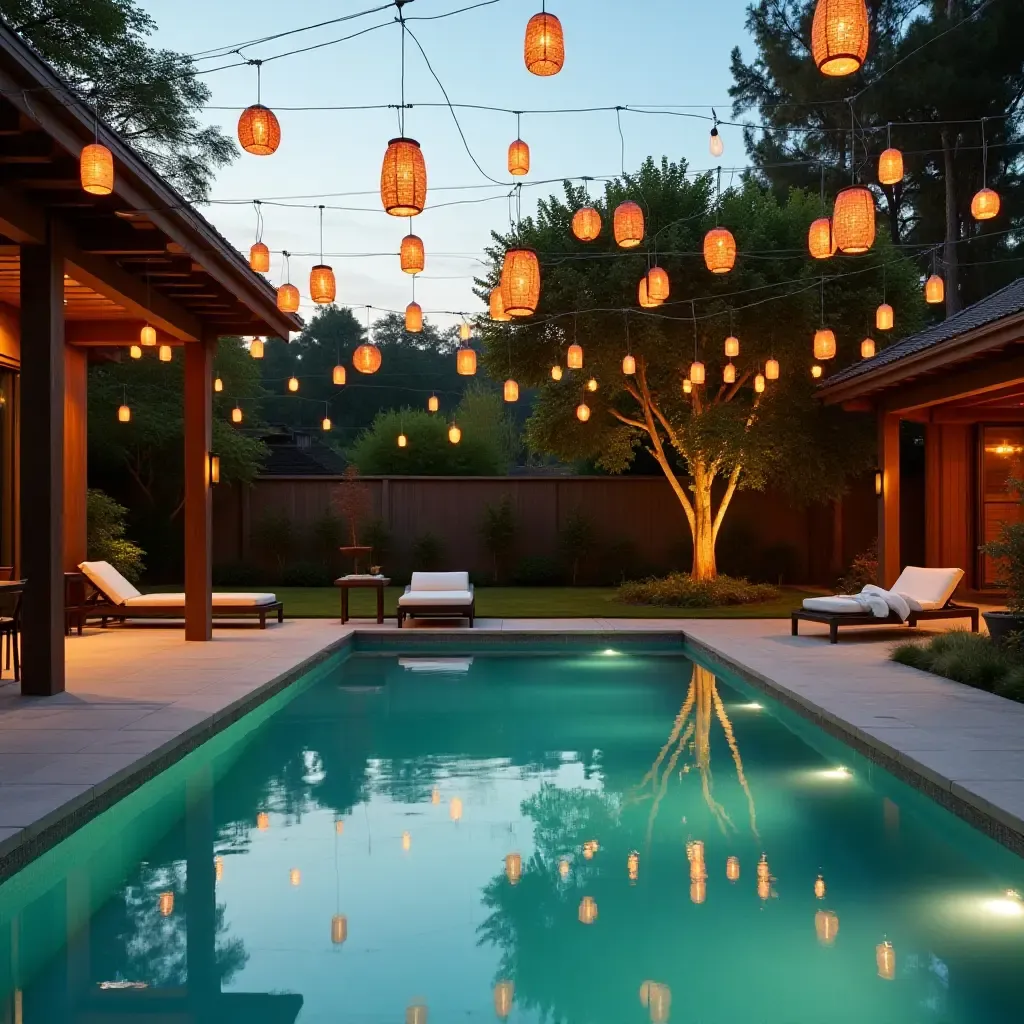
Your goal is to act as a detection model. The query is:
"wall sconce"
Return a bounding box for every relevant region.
[208,452,221,485]
[874,468,882,496]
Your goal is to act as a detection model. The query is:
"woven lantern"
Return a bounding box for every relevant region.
[401,234,425,274]
[310,265,336,304]
[690,880,706,905]
[501,248,541,316]
[690,360,705,385]
[238,105,281,156]
[494,981,515,1020]
[331,915,348,945]
[578,896,598,924]
[250,337,264,359]
[381,138,427,216]
[811,0,869,76]
[449,424,461,444]
[876,941,896,981]
[833,185,875,253]
[158,345,172,363]
[647,266,670,302]
[277,283,299,313]
[726,856,740,882]
[815,909,840,946]
[638,277,661,309]
[860,337,876,359]
[232,405,243,424]
[622,354,636,375]
[971,187,1000,221]
[505,853,522,885]
[765,357,780,380]
[811,364,823,378]
[353,343,382,374]
[118,403,131,423]
[754,373,766,393]
[878,148,903,185]
[428,394,439,412]
[814,328,837,360]
[586,377,598,392]
[460,322,472,342]
[249,242,270,272]
[489,287,512,322]
[287,376,299,393]
[405,301,423,333]
[808,217,837,259]
[524,12,564,76]
[614,201,644,248]
[141,324,157,347]
[508,139,530,176]
[129,346,142,360]
[576,402,590,422]
[159,892,174,917]
[682,379,692,394]
[457,348,477,375]
[876,303,893,330]
[723,362,736,384]
[724,335,739,358]
[567,343,583,369]
[80,143,114,195]
[572,207,601,241]
[703,227,736,273]
[504,379,519,402]
[925,274,944,304]
[333,365,346,385]
[551,364,563,380]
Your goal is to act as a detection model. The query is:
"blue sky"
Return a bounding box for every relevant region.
[141,0,755,333]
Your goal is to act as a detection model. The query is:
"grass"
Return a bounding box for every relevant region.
[239,586,819,619]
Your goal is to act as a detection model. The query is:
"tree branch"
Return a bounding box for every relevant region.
[713,463,743,543]
[609,408,648,431]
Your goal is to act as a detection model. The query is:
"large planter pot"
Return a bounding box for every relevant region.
[340,545,373,575]
[982,610,1024,646]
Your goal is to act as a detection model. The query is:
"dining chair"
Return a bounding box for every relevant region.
[0,581,24,681]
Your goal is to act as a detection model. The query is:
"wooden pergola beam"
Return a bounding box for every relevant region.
[64,320,181,346]
[881,350,1024,414]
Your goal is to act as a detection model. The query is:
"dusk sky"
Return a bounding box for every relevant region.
[141,0,755,333]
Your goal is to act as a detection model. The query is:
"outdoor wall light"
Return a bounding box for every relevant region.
[874,468,882,496]
[208,453,221,485]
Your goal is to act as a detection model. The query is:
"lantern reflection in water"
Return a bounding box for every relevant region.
[505,853,522,885]
[257,812,269,831]
[402,831,411,852]
[815,875,826,899]
[406,1004,428,1024]
[726,856,740,882]
[578,896,598,924]
[876,940,895,980]
[331,914,348,945]
[335,819,345,835]
[289,868,301,887]
[449,797,463,821]
[158,892,174,917]
[815,909,840,945]
[690,879,706,904]
[215,856,224,883]
[647,982,671,1024]
[558,859,570,879]
[627,851,639,883]
[494,981,514,1019]
[431,788,440,805]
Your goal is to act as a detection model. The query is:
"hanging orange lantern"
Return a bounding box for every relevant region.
[860,337,876,359]
[494,981,515,1020]
[232,405,244,424]
[249,242,270,272]
[310,265,336,304]
[814,328,837,360]
[811,0,869,77]
[811,364,823,379]
[140,324,157,347]
[381,137,427,216]
[249,337,264,359]
[622,354,636,375]
[614,201,644,248]
[724,335,739,357]
[754,373,766,393]
[287,376,299,393]
[504,379,520,402]
[158,892,174,916]
[508,138,530,176]
[639,277,661,309]
[490,287,512,322]
[353,343,382,374]
[925,274,944,304]
[238,105,281,156]
[277,283,299,313]
[129,346,142,360]
[690,360,705,385]
[832,185,875,253]
[80,143,114,195]
[703,227,736,273]
[333,365,346,385]
[814,875,826,899]
[428,394,439,413]
[808,217,837,259]
[576,402,590,422]
[158,345,172,363]
[449,423,462,444]
[586,377,598,392]
[682,378,692,394]
[876,940,896,980]
[647,266,670,302]
[501,248,541,316]
[524,11,564,76]
[765,357,780,380]
[331,915,348,945]
[971,187,1000,221]
[505,853,522,885]
[578,896,598,924]
[118,403,131,423]
[567,343,583,369]
[406,301,423,333]
[726,856,740,882]
[876,303,893,330]
[551,364,563,380]
[723,362,736,384]
[572,207,601,241]
[401,234,425,274]
[878,148,904,185]
[457,348,477,376]
[815,909,839,946]
[460,322,472,342]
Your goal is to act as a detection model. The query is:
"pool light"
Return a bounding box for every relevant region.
[600,648,620,656]
[983,890,1024,917]
[818,766,852,780]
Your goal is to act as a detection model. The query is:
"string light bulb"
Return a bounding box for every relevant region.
[586,377,598,392]
[811,364,823,378]
[709,125,723,158]
[460,322,472,343]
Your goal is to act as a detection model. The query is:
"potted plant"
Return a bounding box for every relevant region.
[332,467,374,575]
[981,471,1024,643]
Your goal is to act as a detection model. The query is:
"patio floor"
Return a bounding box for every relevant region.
[1,614,1022,878]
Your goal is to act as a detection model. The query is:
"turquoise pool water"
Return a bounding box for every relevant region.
[1,647,1023,1024]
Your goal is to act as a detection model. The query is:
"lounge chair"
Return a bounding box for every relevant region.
[76,561,284,629]
[397,571,475,628]
[791,566,978,644]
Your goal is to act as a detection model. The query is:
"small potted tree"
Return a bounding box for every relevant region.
[332,466,374,575]
[982,471,1024,644]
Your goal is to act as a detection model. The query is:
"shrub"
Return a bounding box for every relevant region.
[363,518,392,564]
[559,509,596,585]
[411,533,444,571]
[982,472,1024,613]
[480,496,516,583]
[252,511,293,571]
[616,572,780,608]
[280,561,335,587]
[837,542,878,594]
[310,512,344,561]
[513,554,565,586]
[86,489,145,581]
[891,630,1024,700]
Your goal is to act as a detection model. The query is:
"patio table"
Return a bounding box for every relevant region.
[334,576,390,625]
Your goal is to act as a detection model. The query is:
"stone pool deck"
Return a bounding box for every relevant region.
[1,614,1023,877]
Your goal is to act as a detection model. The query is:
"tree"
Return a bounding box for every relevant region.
[480,496,516,583]
[478,159,922,580]
[559,508,596,586]
[0,0,236,200]
[87,488,145,580]
[729,0,1024,313]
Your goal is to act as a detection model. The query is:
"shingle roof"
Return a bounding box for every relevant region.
[821,276,1024,389]
[260,440,348,477]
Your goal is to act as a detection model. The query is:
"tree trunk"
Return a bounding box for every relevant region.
[691,472,718,581]
[940,129,962,318]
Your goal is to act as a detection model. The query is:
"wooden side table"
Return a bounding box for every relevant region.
[334,576,390,624]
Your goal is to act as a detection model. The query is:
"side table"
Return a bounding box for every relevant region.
[334,576,391,624]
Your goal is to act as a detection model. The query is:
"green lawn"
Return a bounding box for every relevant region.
[253,586,818,619]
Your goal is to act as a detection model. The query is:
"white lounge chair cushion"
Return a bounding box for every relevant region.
[79,560,141,605]
[892,566,963,611]
[408,571,470,592]
[398,589,474,607]
[803,595,870,615]
[122,593,277,608]
[802,585,909,621]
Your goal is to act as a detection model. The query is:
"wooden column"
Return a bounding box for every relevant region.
[878,410,901,587]
[63,346,88,571]
[19,224,65,695]
[184,337,213,641]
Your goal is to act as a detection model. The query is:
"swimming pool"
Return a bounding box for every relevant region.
[1,645,1022,1023]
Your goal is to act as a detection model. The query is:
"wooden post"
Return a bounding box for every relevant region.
[878,411,901,587]
[19,224,65,695]
[184,337,213,641]
[63,346,88,570]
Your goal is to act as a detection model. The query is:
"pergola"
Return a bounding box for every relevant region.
[0,22,301,695]
[818,278,1024,590]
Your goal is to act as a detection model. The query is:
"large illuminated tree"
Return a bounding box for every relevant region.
[478,159,921,580]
